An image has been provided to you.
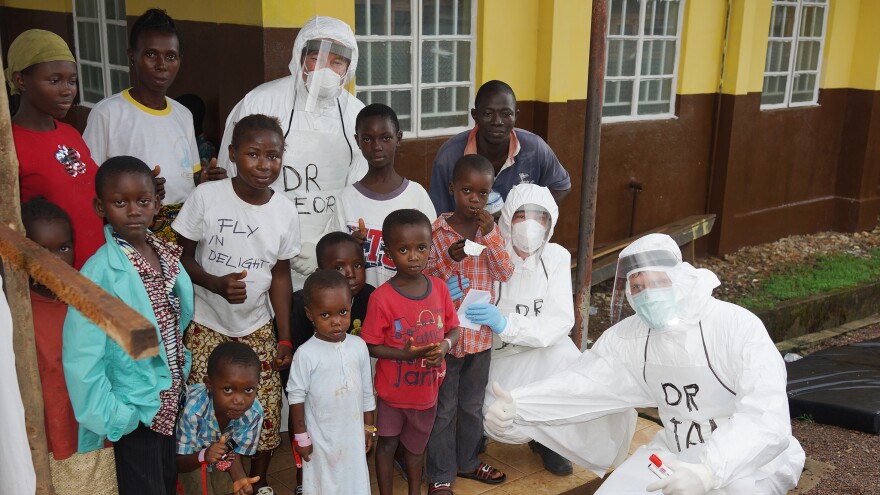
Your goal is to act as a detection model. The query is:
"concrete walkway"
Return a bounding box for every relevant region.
[265,417,664,494]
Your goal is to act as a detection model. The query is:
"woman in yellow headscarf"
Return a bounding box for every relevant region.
[6,29,118,495]
[8,28,104,268]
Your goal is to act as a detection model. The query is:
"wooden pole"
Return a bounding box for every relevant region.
[0,58,55,495]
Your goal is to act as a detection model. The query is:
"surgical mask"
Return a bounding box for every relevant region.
[511,219,546,254]
[631,287,678,329]
[305,67,343,100]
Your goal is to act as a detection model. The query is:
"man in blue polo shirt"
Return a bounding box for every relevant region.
[429,80,572,214]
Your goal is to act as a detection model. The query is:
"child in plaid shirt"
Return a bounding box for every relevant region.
[424,155,514,493]
[177,342,263,495]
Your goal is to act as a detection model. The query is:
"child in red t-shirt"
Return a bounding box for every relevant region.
[360,209,460,495]
[21,197,118,494]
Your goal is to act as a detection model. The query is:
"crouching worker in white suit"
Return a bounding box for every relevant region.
[486,233,805,494]
[467,184,635,477]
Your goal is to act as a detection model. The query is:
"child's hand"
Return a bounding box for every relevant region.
[200,157,228,183]
[475,209,495,236]
[295,442,313,462]
[424,342,447,368]
[215,270,248,304]
[205,433,230,464]
[152,165,166,203]
[364,427,375,454]
[274,343,293,371]
[232,475,260,495]
[352,218,367,245]
[448,238,467,262]
[403,338,439,359]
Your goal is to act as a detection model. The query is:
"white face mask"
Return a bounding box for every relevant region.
[511,219,547,254]
[305,67,343,100]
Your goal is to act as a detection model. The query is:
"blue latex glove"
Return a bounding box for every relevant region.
[466,302,507,334]
[447,275,470,301]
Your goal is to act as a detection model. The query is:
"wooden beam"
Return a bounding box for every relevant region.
[0,55,54,495]
[0,224,159,359]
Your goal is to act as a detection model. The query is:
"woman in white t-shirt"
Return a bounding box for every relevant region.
[329,103,436,288]
[83,9,225,243]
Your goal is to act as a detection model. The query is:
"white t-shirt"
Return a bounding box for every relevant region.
[172,179,301,337]
[83,89,201,204]
[329,179,436,287]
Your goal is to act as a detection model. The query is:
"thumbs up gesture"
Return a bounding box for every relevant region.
[199,157,228,183]
[485,382,517,438]
[352,218,367,244]
[215,270,248,304]
[204,433,230,464]
[152,165,167,202]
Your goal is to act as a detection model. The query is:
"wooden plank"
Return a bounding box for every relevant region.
[569,214,717,286]
[0,224,159,360]
[0,47,54,492]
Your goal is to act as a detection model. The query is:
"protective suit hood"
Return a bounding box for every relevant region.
[613,233,720,325]
[499,184,558,243]
[289,16,359,103]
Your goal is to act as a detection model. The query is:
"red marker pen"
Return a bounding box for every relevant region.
[648,454,675,479]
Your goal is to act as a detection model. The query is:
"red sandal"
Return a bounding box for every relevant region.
[428,481,454,494]
[457,462,506,484]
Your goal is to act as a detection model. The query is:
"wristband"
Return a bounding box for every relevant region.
[294,432,312,447]
[278,340,294,350]
[443,338,453,350]
[198,448,207,463]
[364,424,377,437]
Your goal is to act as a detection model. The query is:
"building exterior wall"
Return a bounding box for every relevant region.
[2,0,878,256]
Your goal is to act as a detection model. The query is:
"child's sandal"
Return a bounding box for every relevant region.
[457,462,506,485]
[428,481,454,494]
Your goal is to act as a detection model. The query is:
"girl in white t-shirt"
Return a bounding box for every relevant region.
[330,104,437,288]
[172,114,300,492]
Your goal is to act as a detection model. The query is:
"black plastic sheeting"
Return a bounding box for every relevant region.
[786,337,880,434]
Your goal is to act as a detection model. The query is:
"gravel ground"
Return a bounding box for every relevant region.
[584,227,880,493]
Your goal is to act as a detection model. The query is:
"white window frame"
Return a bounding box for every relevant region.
[602,0,685,123]
[760,0,828,110]
[72,0,128,108]
[354,0,477,138]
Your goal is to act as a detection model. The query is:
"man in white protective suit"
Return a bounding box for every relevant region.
[465,184,635,477]
[218,16,368,289]
[486,233,805,494]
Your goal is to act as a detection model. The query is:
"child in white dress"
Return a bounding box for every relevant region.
[287,270,376,495]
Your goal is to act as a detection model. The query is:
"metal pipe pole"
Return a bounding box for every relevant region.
[573,0,608,351]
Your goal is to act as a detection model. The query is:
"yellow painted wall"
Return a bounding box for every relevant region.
[849,0,880,90]
[539,0,590,102]
[677,0,726,95]
[0,0,70,12]
[476,0,539,101]
[720,0,772,95]
[821,0,858,89]
[127,0,355,28]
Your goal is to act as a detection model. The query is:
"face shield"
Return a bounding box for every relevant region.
[610,249,681,326]
[509,203,551,256]
[297,39,353,113]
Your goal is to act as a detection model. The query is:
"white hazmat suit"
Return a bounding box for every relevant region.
[481,185,635,476]
[487,234,804,494]
[218,16,368,289]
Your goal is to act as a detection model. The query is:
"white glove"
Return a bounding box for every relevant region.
[645,459,714,495]
[485,382,516,438]
[291,241,318,276]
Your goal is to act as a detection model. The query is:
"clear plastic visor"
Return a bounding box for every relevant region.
[298,39,352,112]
